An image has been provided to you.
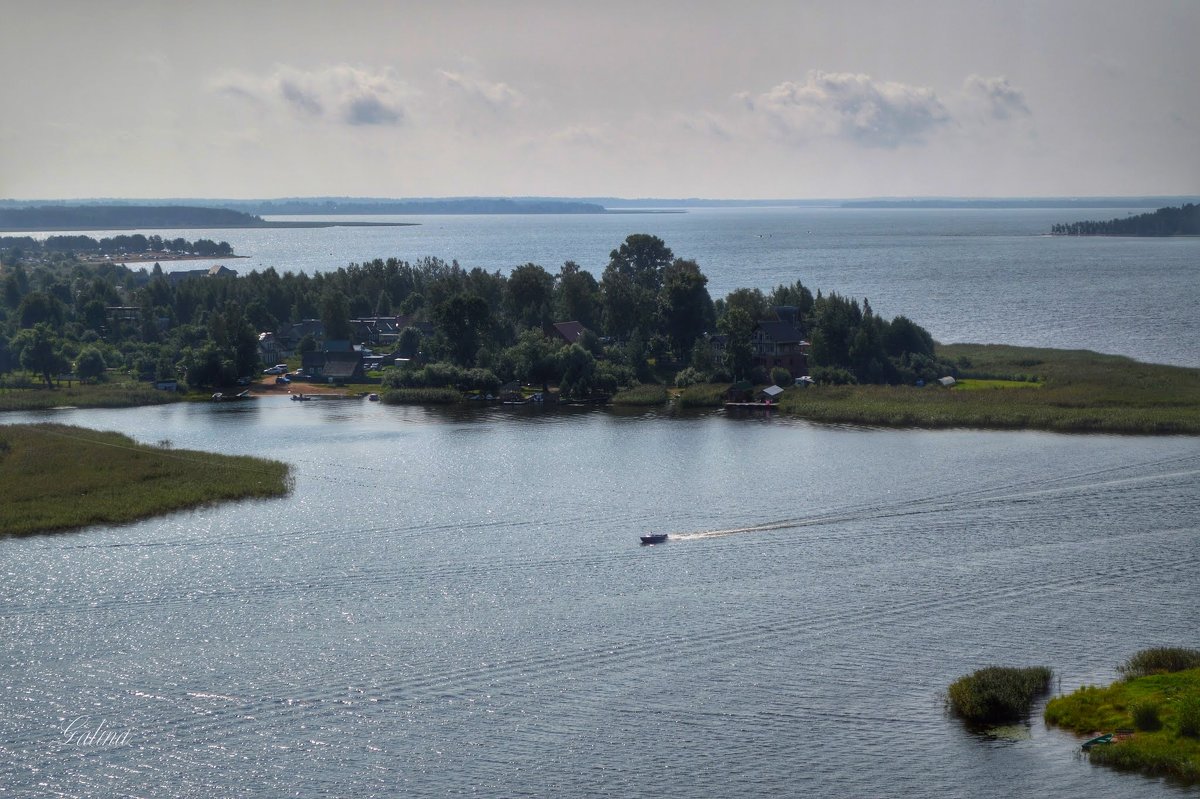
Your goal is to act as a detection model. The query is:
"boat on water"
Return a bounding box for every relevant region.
[640,533,669,545]
[291,393,312,402]
[367,393,379,401]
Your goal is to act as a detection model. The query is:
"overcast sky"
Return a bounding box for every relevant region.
[2,0,1197,200]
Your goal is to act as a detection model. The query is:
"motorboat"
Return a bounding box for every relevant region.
[640,533,669,545]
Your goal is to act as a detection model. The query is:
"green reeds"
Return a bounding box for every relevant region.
[947,666,1053,723]
[611,384,669,406]
[0,423,291,536]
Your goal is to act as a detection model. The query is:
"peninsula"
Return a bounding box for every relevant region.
[0,423,291,536]
[1051,203,1200,236]
[0,205,415,232]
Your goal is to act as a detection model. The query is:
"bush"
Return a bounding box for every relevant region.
[770,366,792,387]
[674,367,705,388]
[1120,648,1200,678]
[809,365,857,385]
[947,666,1053,723]
[1177,695,1200,738]
[1131,701,1162,731]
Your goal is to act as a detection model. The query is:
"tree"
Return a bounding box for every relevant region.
[600,234,673,340]
[554,261,600,330]
[17,291,64,328]
[13,324,67,387]
[659,258,714,361]
[558,343,598,399]
[76,347,107,383]
[320,287,352,340]
[396,326,422,358]
[718,307,755,380]
[505,263,555,329]
[501,329,562,391]
[432,293,492,366]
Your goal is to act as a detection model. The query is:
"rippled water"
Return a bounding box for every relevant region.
[2,400,1197,796]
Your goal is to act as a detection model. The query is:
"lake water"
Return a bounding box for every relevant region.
[2,209,1199,796]
[1,400,1198,797]
[13,206,1200,367]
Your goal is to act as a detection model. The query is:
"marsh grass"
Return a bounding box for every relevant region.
[380,388,462,405]
[0,423,291,536]
[675,383,727,408]
[1045,666,1200,782]
[0,378,181,412]
[947,666,1053,723]
[611,384,669,406]
[778,344,1200,434]
[1120,647,1200,678]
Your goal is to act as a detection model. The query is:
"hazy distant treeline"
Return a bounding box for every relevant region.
[1051,204,1200,236]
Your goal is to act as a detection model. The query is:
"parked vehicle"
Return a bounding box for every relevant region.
[263,366,286,375]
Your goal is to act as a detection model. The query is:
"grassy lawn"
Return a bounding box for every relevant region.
[0,423,291,536]
[1045,667,1200,782]
[776,344,1200,434]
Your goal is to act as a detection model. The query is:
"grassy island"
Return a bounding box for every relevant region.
[1045,648,1200,782]
[777,344,1200,434]
[947,666,1053,723]
[0,423,291,536]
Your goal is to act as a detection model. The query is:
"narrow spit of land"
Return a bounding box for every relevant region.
[774,344,1200,434]
[0,423,291,536]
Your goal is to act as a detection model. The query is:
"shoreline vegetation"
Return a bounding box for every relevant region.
[1051,203,1200,236]
[1045,648,1200,783]
[0,423,291,536]
[1,228,1196,435]
[947,666,1053,723]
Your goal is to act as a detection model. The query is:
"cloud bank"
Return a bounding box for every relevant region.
[216,65,409,126]
[739,71,951,148]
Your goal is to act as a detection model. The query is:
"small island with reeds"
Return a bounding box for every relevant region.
[0,423,291,536]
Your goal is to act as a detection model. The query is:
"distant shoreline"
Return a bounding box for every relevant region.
[0,221,418,233]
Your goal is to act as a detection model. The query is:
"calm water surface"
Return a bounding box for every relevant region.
[2,400,1198,796]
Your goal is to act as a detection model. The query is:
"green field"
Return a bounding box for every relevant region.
[0,423,291,536]
[776,344,1200,434]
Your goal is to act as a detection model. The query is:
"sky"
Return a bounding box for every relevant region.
[2,0,1198,200]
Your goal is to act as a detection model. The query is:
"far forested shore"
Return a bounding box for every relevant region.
[1052,203,1200,236]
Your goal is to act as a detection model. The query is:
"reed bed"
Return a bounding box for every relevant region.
[947,666,1053,723]
[779,345,1200,434]
[611,384,669,406]
[0,423,291,536]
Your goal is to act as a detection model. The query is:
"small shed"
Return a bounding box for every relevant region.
[761,385,785,402]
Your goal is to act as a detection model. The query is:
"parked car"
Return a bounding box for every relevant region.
[275,375,291,384]
[264,366,286,375]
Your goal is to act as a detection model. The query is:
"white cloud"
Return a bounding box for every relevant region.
[438,70,525,111]
[215,65,410,126]
[963,74,1030,120]
[739,71,951,148]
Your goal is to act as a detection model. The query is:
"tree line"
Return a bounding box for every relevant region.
[1051,203,1200,236]
[0,234,234,258]
[0,234,954,393]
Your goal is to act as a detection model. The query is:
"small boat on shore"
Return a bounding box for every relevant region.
[640,533,668,545]
[367,393,379,401]
[1081,732,1113,751]
[291,393,312,402]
